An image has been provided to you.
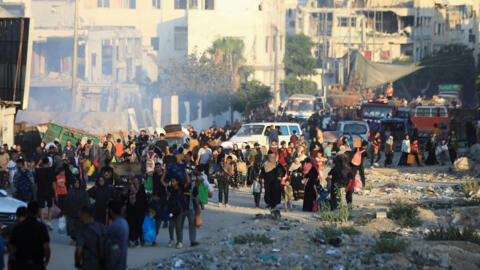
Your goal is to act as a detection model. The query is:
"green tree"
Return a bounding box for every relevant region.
[283,34,318,96]
[232,80,272,113]
[283,77,318,96]
[284,34,317,77]
[161,53,233,115]
[209,37,245,91]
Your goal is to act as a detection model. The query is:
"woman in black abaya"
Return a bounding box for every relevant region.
[261,153,285,209]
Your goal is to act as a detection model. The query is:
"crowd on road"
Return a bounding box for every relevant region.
[0,113,468,270]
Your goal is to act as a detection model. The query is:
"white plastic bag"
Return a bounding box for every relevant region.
[58,216,66,234]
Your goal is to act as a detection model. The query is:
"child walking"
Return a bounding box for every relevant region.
[284,179,293,211]
[251,175,262,208]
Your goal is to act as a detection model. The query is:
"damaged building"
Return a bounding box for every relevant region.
[291,0,479,86]
[13,0,286,132]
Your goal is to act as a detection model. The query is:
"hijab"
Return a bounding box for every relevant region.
[289,158,302,171]
[386,136,394,145]
[263,153,277,173]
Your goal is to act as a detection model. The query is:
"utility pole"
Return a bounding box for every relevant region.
[373,9,376,62]
[72,0,79,112]
[273,25,279,109]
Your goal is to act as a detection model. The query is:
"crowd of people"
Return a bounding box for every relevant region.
[0,115,469,270]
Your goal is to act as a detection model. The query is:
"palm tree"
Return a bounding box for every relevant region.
[209,37,245,92]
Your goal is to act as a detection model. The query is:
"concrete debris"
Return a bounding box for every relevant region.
[454,157,475,171]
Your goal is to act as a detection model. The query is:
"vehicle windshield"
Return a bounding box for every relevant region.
[165,137,183,146]
[287,100,314,112]
[235,125,264,136]
[362,105,393,119]
[343,124,367,134]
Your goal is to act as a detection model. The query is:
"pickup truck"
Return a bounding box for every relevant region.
[323,121,370,147]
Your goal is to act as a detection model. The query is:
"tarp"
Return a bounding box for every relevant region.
[348,50,423,89]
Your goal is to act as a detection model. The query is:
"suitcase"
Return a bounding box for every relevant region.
[407,154,422,164]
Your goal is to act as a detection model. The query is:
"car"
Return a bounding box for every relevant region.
[221,122,302,153]
[0,189,27,228]
[322,121,370,147]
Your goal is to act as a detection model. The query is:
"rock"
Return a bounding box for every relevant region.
[376,211,387,219]
[454,157,475,171]
[469,143,480,162]
[440,253,450,268]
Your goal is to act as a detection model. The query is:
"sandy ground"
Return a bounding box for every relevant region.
[8,154,480,269]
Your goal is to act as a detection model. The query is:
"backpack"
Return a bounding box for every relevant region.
[145,152,157,173]
[97,230,122,269]
[351,150,365,166]
[253,181,262,193]
[15,169,32,197]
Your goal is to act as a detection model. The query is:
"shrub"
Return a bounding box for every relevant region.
[461,180,480,196]
[337,203,351,223]
[319,204,335,222]
[374,233,409,253]
[233,233,273,245]
[387,201,422,227]
[312,225,342,244]
[340,227,361,236]
[425,225,480,245]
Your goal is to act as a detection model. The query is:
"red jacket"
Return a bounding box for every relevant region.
[412,142,418,154]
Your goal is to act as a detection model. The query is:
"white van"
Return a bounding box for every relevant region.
[221,122,302,151]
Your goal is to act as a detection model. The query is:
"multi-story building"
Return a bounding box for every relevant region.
[156,0,286,105]
[17,0,286,128]
[293,0,479,86]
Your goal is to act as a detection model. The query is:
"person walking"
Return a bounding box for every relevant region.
[9,201,51,270]
[302,158,319,212]
[88,176,113,225]
[167,177,185,249]
[218,156,233,207]
[251,174,262,208]
[398,135,411,166]
[261,153,285,210]
[126,174,147,247]
[181,171,200,247]
[447,130,458,163]
[411,139,422,166]
[370,132,382,166]
[384,136,394,168]
[75,206,106,270]
[13,158,34,203]
[106,200,129,270]
[35,157,55,224]
[64,179,90,245]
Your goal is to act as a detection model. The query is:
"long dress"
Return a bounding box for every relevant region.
[424,140,438,165]
[64,186,90,240]
[302,167,319,212]
[261,163,285,209]
[290,167,304,200]
[88,183,113,224]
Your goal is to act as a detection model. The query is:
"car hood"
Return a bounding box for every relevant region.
[0,196,27,213]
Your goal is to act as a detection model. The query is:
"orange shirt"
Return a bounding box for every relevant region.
[56,176,67,195]
[115,143,124,157]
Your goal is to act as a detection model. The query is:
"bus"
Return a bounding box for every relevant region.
[359,99,396,122]
[284,94,316,119]
[410,105,449,137]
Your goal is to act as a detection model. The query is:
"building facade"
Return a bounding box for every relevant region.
[293,0,479,86]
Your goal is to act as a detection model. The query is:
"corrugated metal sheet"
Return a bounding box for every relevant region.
[0,17,31,109]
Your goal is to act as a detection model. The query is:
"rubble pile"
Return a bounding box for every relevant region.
[135,165,480,270]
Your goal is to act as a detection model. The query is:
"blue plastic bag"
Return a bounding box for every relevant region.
[142,215,156,243]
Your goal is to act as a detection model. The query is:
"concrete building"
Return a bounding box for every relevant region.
[293,0,480,86]
[156,0,286,105]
